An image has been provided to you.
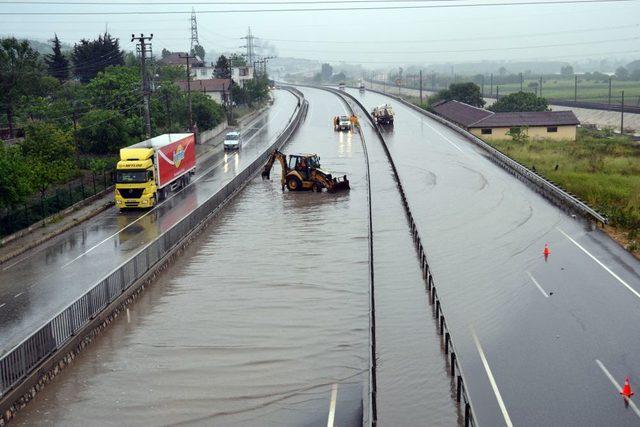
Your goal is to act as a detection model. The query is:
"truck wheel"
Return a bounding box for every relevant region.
[286,177,301,191]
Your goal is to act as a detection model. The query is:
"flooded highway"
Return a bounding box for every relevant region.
[349,93,461,426]
[12,88,371,426]
[350,88,640,426]
[0,90,298,354]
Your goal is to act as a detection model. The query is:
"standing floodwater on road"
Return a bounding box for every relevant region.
[12,88,370,426]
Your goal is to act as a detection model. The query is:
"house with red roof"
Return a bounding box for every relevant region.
[431,100,580,141]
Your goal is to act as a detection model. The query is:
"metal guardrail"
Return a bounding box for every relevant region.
[324,86,478,427]
[0,88,308,400]
[364,88,608,225]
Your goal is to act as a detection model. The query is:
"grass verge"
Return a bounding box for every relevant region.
[486,128,640,257]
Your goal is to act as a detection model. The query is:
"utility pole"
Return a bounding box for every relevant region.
[539,76,543,97]
[490,73,493,97]
[132,33,153,138]
[519,72,523,91]
[481,74,485,98]
[621,90,625,135]
[574,75,578,102]
[496,86,500,99]
[419,69,423,104]
[608,76,612,105]
[179,52,196,132]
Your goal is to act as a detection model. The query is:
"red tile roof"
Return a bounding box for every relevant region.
[431,100,493,127]
[176,78,232,93]
[469,110,580,128]
[432,99,580,128]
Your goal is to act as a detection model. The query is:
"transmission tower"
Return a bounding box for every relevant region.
[190,8,199,52]
[241,27,256,68]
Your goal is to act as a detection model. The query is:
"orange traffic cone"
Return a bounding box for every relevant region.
[543,243,551,256]
[621,377,634,398]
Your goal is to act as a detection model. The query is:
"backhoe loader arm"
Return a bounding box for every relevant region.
[261,150,288,182]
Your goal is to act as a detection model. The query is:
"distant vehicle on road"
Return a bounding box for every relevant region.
[115,133,196,209]
[224,131,242,151]
[359,81,365,91]
[338,82,346,91]
[333,115,352,131]
[372,104,395,126]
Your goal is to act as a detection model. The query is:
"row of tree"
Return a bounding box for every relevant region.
[428,82,549,113]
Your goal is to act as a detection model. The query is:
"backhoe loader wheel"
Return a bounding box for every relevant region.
[286,176,302,191]
[313,183,323,192]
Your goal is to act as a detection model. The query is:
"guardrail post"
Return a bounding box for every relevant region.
[464,403,471,427]
[450,352,456,376]
[444,332,450,354]
[456,376,463,402]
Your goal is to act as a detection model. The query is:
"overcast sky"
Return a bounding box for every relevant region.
[1,0,638,67]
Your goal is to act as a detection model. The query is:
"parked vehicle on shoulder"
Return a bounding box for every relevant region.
[338,82,346,91]
[371,104,395,126]
[224,131,242,151]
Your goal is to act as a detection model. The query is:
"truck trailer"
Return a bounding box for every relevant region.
[115,133,196,209]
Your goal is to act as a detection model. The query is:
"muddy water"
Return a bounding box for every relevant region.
[13,88,369,426]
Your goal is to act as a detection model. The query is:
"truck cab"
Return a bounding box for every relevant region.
[115,148,158,209]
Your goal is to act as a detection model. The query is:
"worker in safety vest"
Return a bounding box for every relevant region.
[350,115,358,126]
[333,116,338,129]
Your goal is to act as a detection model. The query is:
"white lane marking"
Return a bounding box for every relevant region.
[0,303,5,309]
[327,383,338,427]
[526,271,549,298]
[59,110,284,270]
[471,328,514,427]
[2,257,26,271]
[14,292,22,298]
[596,359,640,419]
[557,227,640,300]
[405,109,464,152]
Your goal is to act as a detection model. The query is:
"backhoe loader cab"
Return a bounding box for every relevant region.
[261,150,350,193]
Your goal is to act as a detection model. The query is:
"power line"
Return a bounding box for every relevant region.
[256,23,639,44]
[271,36,639,55]
[0,0,635,15]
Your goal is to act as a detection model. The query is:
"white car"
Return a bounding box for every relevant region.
[223,131,241,151]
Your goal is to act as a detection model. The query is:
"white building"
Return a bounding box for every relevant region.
[191,66,254,88]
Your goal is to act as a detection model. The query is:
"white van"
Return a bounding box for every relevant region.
[223,131,241,151]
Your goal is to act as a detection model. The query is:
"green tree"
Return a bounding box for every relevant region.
[20,122,76,217]
[615,66,629,80]
[0,37,43,138]
[76,109,130,154]
[489,91,549,112]
[45,34,69,83]
[71,32,124,83]
[191,92,224,130]
[83,66,140,114]
[506,126,529,143]
[321,63,333,80]
[560,65,574,76]
[214,55,231,78]
[430,82,485,107]
[161,48,171,59]
[0,142,33,210]
[156,65,186,83]
[192,44,205,62]
[229,53,246,67]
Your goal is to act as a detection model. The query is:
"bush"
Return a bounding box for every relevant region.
[191,92,225,131]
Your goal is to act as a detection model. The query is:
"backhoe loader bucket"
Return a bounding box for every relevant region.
[328,175,350,192]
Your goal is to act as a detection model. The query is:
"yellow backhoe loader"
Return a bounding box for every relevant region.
[261,150,350,192]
